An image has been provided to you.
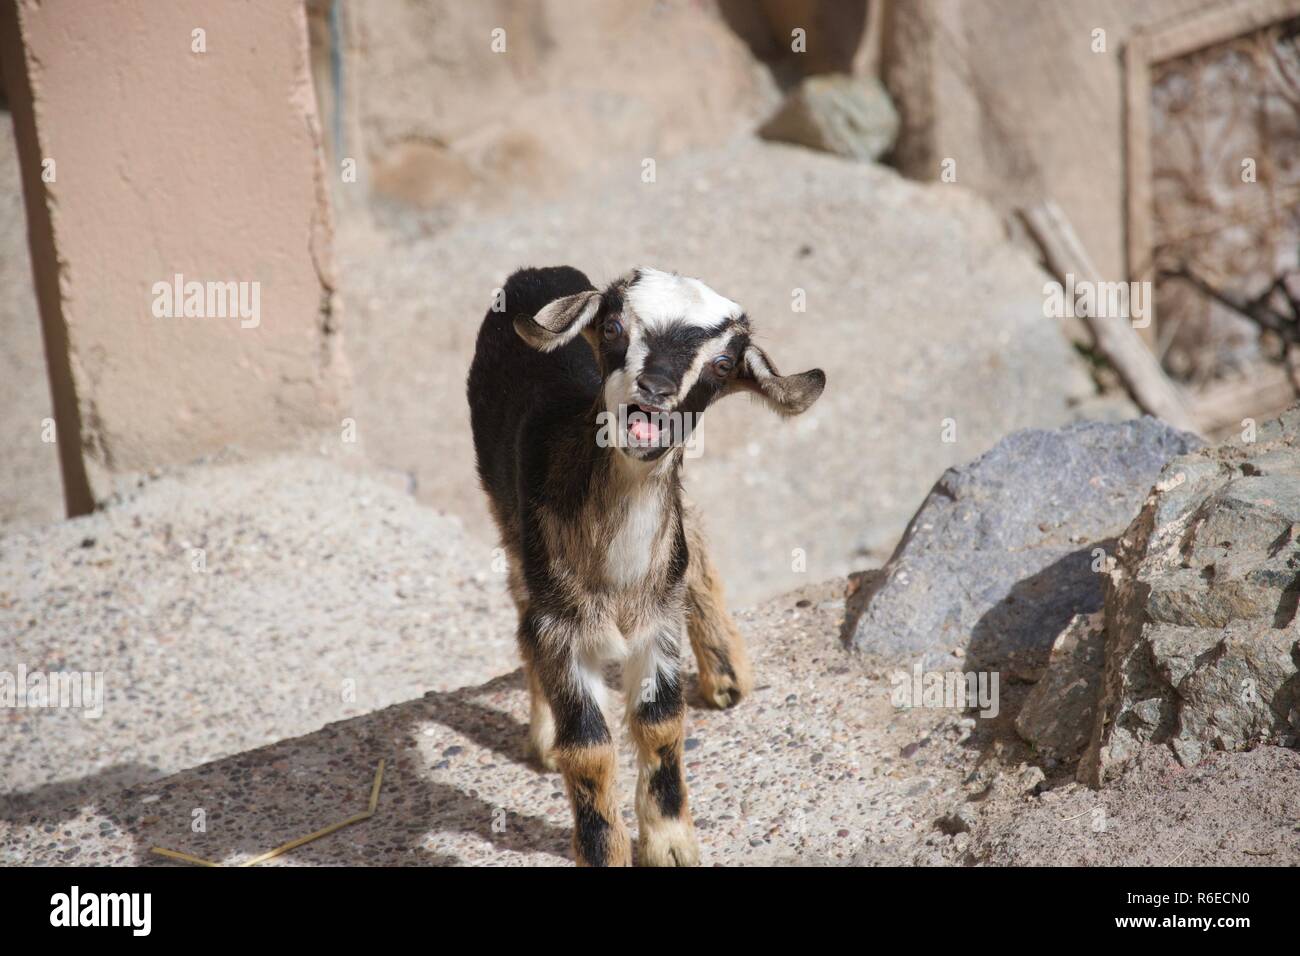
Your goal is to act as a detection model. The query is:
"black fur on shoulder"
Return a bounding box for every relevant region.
[467,267,606,534]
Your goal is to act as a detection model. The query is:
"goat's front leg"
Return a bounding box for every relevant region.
[625,618,700,866]
[523,610,631,867]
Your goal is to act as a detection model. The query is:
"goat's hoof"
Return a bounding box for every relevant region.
[637,821,700,867]
[699,678,746,710]
[707,687,741,709]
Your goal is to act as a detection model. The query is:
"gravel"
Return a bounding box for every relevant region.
[0,453,517,806]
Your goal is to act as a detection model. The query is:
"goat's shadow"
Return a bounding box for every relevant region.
[4,662,737,866]
[3,669,581,866]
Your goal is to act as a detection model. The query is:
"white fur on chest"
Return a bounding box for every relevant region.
[604,484,666,588]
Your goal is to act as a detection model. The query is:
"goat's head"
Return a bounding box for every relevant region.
[514,267,825,461]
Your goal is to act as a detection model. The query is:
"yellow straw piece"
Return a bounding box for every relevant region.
[149,847,221,867]
[1059,807,1097,822]
[150,759,386,868]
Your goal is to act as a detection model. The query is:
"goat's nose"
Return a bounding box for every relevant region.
[636,372,676,402]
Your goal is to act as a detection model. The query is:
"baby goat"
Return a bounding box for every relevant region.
[467,266,825,866]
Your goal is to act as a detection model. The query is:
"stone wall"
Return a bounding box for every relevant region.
[881,0,1208,282]
[326,0,776,211]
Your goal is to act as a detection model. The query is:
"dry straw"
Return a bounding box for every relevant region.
[151,759,386,867]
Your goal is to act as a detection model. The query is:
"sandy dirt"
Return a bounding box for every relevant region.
[2,456,1294,866]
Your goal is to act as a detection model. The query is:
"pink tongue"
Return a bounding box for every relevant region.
[629,417,659,443]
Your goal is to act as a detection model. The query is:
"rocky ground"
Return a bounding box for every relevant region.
[3,447,1296,867]
[0,453,516,806]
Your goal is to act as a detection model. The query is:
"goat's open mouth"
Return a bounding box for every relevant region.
[625,403,668,448]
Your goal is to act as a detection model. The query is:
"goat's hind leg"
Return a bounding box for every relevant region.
[524,665,558,771]
[684,514,753,709]
[508,564,559,771]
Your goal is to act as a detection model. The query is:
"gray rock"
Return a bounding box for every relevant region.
[1016,765,1047,794]
[758,74,899,162]
[1014,612,1104,761]
[1081,405,1300,785]
[848,418,1202,668]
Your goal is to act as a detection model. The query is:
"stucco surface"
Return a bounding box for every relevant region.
[7,0,348,504]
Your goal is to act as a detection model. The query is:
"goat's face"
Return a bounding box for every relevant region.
[515,268,825,462]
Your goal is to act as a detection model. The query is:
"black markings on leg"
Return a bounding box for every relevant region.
[554,689,611,750]
[633,624,685,725]
[520,608,609,750]
[647,744,684,818]
[635,668,683,726]
[694,641,736,683]
[571,776,613,867]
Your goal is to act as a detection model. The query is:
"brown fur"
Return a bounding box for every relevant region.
[555,742,631,867]
[628,711,696,865]
[507,472,740,865]
[684,509,753,708]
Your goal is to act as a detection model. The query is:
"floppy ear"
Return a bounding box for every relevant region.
[513,290,602,352]
[731,343,826,416]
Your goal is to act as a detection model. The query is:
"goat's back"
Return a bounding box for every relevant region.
[467,266,602,527]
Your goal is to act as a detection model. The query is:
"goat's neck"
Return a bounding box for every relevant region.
[584,405,683,558]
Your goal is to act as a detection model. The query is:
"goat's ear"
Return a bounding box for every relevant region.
[513,290,602,352]
[731,342,825,416]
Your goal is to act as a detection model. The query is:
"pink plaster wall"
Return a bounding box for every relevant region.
[5,0,348,509]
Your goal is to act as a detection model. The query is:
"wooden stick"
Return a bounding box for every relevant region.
[851,0,888,78]
[1188,363,1298,434]
[1021,201,1202,435]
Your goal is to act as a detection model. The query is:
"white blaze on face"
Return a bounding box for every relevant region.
[606,269,742,419]
[602,268,746,457]
[675,327,736,398]
[625,268,741,332]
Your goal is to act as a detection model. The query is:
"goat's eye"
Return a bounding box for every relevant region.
[711,355,734,375]
[603,318,624,341]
